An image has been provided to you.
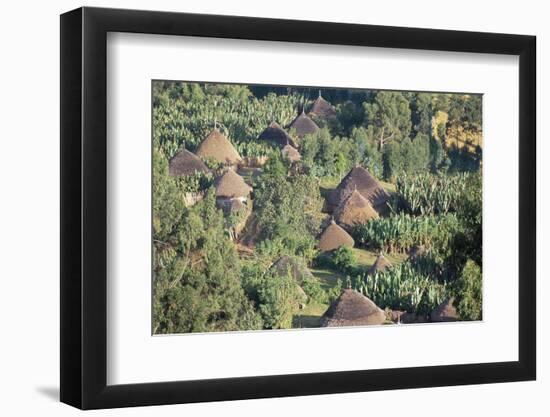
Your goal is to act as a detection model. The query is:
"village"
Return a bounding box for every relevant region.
[159,89,472,331]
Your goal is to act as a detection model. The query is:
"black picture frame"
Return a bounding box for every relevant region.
[60,6,536,410]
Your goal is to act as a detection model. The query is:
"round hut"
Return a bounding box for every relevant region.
[309,91,337,118]
[333,189,378,229]
[281,144,301,163]
[258,121,298,148]
[288,110,320,138]
[196,128,242,165]
[318,219,355,252]
[269,255,315,284]
[168,149,211,177]
[328,166,390,213]
[320,289,386,327]
[368,253,392,275]
[213,169,252,200]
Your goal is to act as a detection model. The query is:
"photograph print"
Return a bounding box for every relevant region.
[152,81,482,335]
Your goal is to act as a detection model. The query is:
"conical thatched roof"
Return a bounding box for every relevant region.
[320,289,386,327]
[430,297,459,322]
[328,166,390,212]
[368,254,392,275]
[334,189,378,229]
[258,122,298,148]
[281,144,301,163]
[289,111,319,137]
[269,255,314,284]
[213,169,252,199]
[309,94,336,118]
[318,220,355,252]
[196,128,241,165]
[168,149,211,177]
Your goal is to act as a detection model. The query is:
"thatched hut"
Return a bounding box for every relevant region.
[269,255,315,284]
[318,219,355,252]
[281,144,301,163]
[309,92,336,118]
[214,169,251,199]
[368,254,392,275]
[320,289,386,327]
[333,189,378,229]
[258,121,298,148]
[430,297,459,322]
[196,128,242,165]
[288,111,319,137]
[327,166,390,213]
[168,149,211,177]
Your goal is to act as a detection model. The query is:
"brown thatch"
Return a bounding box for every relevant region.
[217,198,248,215]
[430,297,459,322]
[281,144,301,163]
[168,149,211,177]
[368,254,392,275]
[320,289,386,327]
[288,111,320,137]
[328,166,390,212]
[269,255,314,284]
[213,169,252,199]
[196,128,241,165]
[334,189,378,229]
[309,93,336,118]
[258,122,298,148]
[318,220,355,252]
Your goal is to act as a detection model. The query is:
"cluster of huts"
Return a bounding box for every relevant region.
[166,92,456,327]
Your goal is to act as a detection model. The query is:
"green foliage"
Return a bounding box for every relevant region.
[382,133,430,180]
[353,213,461,254]
[354,261,448,314]
[393,172,471,215]
[254,168,324,261]
[257,270,301,329]
[454,260,482,320]
[331,246,357,273]
[301,276,327,304]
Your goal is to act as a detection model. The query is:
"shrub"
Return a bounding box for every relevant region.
[331,246,356,273]
[454,259,482,320]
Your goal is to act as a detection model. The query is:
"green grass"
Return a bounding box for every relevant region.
[352,247,407,269]
[310,268,346,290]
[292,301,329,328]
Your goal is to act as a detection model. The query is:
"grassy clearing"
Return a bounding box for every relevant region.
[292,301,328,328]
[352,247,407,269]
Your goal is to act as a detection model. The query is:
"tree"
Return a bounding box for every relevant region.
[455,260,482,321]
[411,93,433,137]
[363,91,412,150]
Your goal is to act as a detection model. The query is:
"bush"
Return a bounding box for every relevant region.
[258,270,301,329]
[331,246,356,273]
[454,260,482,320]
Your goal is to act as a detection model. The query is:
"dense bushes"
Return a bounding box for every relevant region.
[354,261,448,315]
[353,213,461,253]
[454,259,482,320]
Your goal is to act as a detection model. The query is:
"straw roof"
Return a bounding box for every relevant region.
[334,189,378,229]
[328,166,390,212]
[258,121,298,148]
[318,220,355,252]
[269,255,314,284]
[288,111,320,137]
[281,144,301,163]
[430,297,459,322]
[168,149,211,177]
[309,93,336,118]
[368,254,392,275]
[213,169,252,199]
[320,289,386,327]
[196,128,241,165]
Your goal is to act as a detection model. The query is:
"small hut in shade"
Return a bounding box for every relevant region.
[269,255,315,284]
[258,121,298,148]
[196,128,241,165]
[318,219,355,252]
[368,254,392,275]
[309,91,337,118]
[334,189,378,229]
[288,110,320,137]
[281,144,301,163]
[213,169,252,211]
[327,166,390,213]
[168,149,211,177]
[320,289,386,327]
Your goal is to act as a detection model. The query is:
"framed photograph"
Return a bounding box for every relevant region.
[60,6,536,409]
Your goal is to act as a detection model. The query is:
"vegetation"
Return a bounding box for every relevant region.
[152,81,483,333]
